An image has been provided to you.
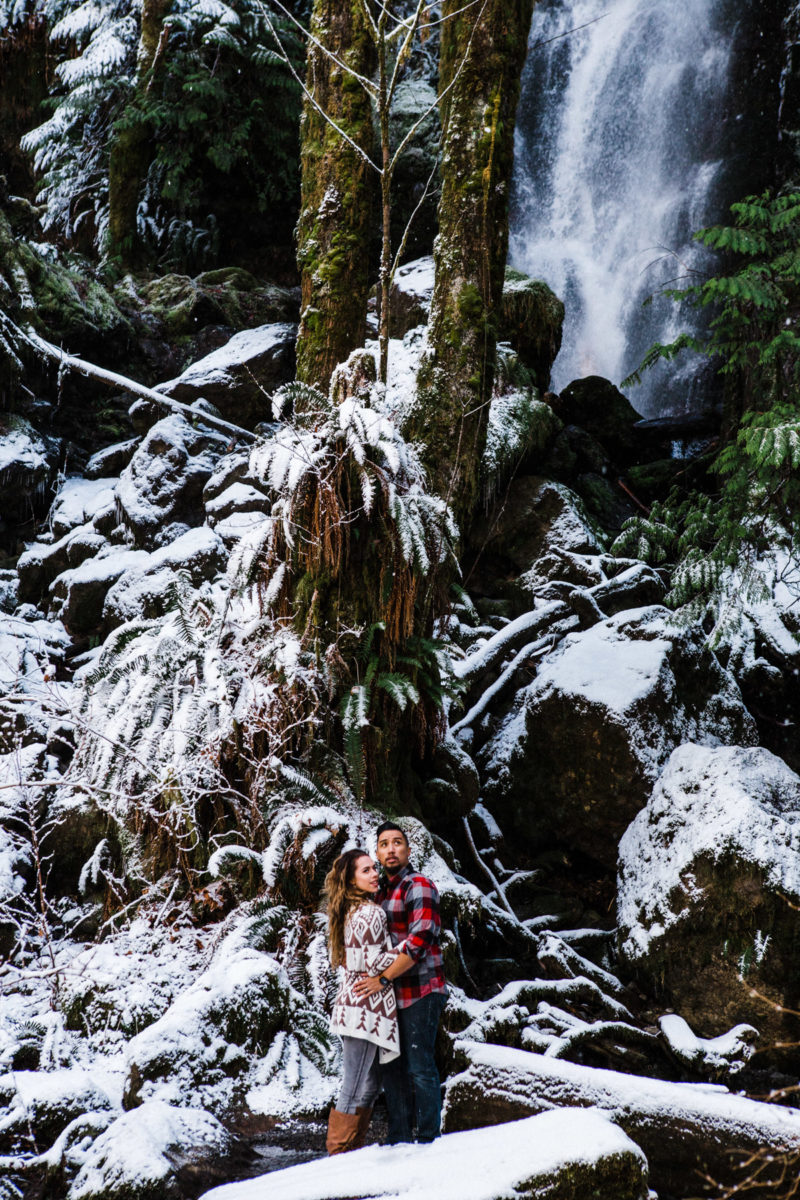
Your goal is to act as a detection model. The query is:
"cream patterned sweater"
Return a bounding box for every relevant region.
[331,901,400,1063]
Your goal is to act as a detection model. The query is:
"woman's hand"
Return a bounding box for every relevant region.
[353,974,386,998]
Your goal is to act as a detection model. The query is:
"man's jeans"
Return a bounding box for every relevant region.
[380,991,446,1143]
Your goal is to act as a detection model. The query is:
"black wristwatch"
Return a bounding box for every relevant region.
[378,975,391,988]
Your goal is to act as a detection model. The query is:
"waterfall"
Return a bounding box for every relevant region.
[509,0,747,416]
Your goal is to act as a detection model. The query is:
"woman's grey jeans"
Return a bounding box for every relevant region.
[337,1035,380,1114]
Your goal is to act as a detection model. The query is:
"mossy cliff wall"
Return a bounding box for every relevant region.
[294,1,376,395]
[412,0,534,528]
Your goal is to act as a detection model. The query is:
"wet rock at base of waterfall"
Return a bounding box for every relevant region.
[160,322,297,428]
[500,269,565,390]
[550,376,643,466]
[0,1068,114,1154]
[116,414,229,549]
[478,605,758,867]
[467,475,600,602]
[618,743,800,1062]
[67,1102,237,1200]
[0,414,61,533]
[102,527,226,629]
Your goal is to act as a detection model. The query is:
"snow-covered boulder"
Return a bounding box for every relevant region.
[122,934,320,1112]
[102,527,226,628]
[85,438,140,480]
[388,256,434,336]
[0,414,60,528]
[161,322,296,428]
[618,743,800,1052]
[0,1068,114,1154]
[68,1102,233,1200]
[49,548,150,635]
[116,415,229,549]
[468,476,601,602]
[444,1040,800,1198]
[479,606,757,866]
[49,477,118,538]
[198,1109,648,1200]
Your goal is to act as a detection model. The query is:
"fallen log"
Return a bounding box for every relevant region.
[443,1040,800,1198]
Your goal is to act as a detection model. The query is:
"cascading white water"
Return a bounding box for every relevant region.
[509,0,740,416]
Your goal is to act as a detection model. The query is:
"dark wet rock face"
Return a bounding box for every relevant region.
[618,744,800,1065]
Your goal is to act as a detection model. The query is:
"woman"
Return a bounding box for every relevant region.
[324,847,400,1155]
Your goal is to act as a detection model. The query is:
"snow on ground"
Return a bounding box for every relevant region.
[198,1109,646,1200]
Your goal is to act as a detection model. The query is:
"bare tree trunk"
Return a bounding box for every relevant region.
[106,0,171,265]
[412,0,534,529]
[295,0,377,396]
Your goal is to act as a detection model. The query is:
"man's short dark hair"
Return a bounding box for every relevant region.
[375,821,409,844]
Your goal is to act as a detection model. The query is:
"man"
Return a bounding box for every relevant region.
[353,821,447,1143]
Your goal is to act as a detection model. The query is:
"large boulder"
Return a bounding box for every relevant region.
[102,526,226,628]
[160,322,297,428]
[194,1110,648,1200]
[49,548,150,636]
[479,606,758,866]
[69,1102,233,1200]
[116,414,228,549]
[468,475,601,603]
[122,936,304,1111]
[618,743,800,1059]
[0,414,60,534]
[0,1068,114,1153]
[550,376,643,466]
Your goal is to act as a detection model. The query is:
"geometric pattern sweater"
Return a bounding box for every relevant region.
[330,901,400,1063]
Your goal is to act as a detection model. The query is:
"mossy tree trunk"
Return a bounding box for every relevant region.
[412,0,534,530]
[106,0,171,266]
[295,0,377,395]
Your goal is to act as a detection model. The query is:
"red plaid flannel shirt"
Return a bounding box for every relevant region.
[378,864,447,1009]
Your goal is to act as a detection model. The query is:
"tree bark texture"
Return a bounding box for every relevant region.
[444,1041,800,1199]
[106,0,171,265]
[412,0,534,529]
[295,0,376,396]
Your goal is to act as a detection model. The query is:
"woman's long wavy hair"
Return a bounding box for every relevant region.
[324,848,375,968]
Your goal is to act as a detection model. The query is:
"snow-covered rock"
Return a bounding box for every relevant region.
[161,322,296,428]
[68,1102,232,1200]
[49,478,117,538]
[49,547,150,635]
[85,438,140,480]
[479,606,758,866]
[444,1040,800,1198]
[388,256,434,337]
[122,933,320,1112]
[116,414,229,549]
[0,413,60,528]
[468,476,601,603]
[0,1068,114,1154]
[618,743,800,1050]
[102,526,226,627]
[199,1109,648,1200]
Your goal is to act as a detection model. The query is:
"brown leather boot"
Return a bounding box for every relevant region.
[352,1105,372,1149]
[326,1108,361,1155]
